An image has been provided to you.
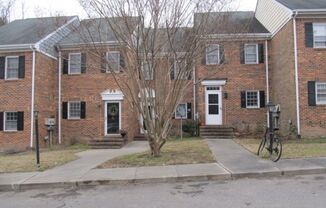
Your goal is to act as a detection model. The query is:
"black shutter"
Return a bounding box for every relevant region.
[201,47,206,65]
[0,112,3,131]
[258,44,264,64]
[240,44,245,64]
[101,53,107,73]
[62,102,68,119]
[259,91,266,108]
[305,23,314,48]
[18,56,25,78]
[120,53,125,70]
[219,45,225,64]
[80,102,86,119]
[63,57,68,74]
[187,103,192,119]
[308,81,316,106]
[241,91,246,108]
[0,57,5,79]
[17,112,24,131]
[81,53,86,74]
[170,61,175,80]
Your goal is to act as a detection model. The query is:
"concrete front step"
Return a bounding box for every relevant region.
[202,136,234,139]
[200,126,234,139]
[88,138,126,149]
[134,134,147,141]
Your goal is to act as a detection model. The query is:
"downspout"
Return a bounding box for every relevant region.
[293,11,301,138]
[265,40,270,128]
[30,46,36,147]
[58,51,62,144]
[193,66,196,121]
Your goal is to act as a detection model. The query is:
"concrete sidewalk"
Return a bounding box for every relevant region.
[1,139,326,191]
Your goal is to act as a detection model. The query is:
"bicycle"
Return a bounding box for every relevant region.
[257,103,282,162]
[257,127,282,162]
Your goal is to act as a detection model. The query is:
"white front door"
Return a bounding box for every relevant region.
[205,86,222,125]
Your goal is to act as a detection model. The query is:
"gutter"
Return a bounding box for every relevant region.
[292,11,301,138]
[193,66,196,122]
[58,50,62,144]
[30,45,37,147]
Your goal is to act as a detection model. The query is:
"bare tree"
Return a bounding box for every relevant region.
[0,0,15,26]
[76,0,239,156]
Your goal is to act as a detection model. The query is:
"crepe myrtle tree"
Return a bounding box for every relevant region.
[77,0,235,156]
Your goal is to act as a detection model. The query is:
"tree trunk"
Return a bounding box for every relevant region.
[149,137,163,157]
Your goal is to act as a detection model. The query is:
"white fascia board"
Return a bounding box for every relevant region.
[0,44,34,51]
[57,41,120,50]
[202,33,272,40]
[201,80,227,86]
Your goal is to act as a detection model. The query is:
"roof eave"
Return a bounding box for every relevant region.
[202,33,272,40]
[57,41,120,50]
[0,44,35,52]
[293,9,326,15]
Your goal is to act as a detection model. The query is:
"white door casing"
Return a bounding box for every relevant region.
[205,86,222,125]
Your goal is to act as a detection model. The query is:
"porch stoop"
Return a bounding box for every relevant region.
[200,126,234,139]
[88,137,126,149]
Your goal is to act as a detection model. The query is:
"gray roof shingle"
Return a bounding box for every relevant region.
[194,11,269,34]
[0,16,75,46]
[275,0,326,10]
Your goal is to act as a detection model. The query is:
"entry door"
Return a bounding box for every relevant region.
[106,102,121,135]
[205,87,222,125]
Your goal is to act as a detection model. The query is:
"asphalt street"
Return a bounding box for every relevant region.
[1,174,326,208]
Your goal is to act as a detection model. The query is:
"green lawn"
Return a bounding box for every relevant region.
[235,138,326,159]
[98,137,215,168]
[0,144,88,173]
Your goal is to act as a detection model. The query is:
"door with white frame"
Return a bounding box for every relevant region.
[105,101,121,135]
[205,86,222,125]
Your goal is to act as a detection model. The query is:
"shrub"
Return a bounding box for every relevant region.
[182,120,198,136]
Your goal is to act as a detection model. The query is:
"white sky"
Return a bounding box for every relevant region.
[9,0,258,20]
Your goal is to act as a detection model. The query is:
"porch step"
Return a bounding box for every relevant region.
[88,138,126,149]
[200,126,234,139]
[134,134,147,141]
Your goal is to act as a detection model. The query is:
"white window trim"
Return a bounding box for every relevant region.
[246,90,260,109]
[175,103,187,119]
[4,111,18,132]
[142,61,153,80]
[68,53,82,75]
[316,82,326,105]
[106,51,121,73]
[68,101,81,120]
[206,44,220,65]
[244,44,259,64]
[313,23,326,49]
[5,56,19,80]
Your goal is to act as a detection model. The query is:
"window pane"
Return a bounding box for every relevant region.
[69,54,81,74]
[5,112,18,131]
[69,102,81,119]
[317,83,326,103]
[314,24,326,47]
[209,105,219,114]
[6,57,19,79]
[206,44,219,64]
[107,52,120,71]
[209,94,219,104]
[176,104,187,118]
[246,91,259,108]
[245,45,257,63]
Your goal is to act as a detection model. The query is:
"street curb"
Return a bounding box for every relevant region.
[1,168,326,192]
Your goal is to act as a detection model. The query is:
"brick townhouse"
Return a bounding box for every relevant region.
[0,0,325,152]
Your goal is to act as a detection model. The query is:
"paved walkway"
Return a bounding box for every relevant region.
[1,139,326,191]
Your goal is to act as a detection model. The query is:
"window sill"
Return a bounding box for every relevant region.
[4,78,20,81]
[3,130,18,133]
[67,118,81,120]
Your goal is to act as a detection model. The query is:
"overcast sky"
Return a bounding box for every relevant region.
[9,0,258,20]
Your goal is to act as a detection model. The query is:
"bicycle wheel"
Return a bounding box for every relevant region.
[257,128,268,157]
[270,137,282,162]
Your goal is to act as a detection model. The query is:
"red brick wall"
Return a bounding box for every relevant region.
[296,18,326,138]
[0,52,32,152]
[60,50,139,144]
[269,20,298,136]
[196,40,268,134]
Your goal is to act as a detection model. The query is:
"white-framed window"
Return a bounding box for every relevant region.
[5,56,19,80]
[313,23,326,48]
[316,82,326,105]
[206,44,220,65]
[68,53,82,74]
[246,91,260,108]
[244,44,258,64]
[175,103,187,119]
[4,112,18,131]
[107,51,120,72]
[142,62,153,80]
[68,102,81,119]
[173,60,188,80]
